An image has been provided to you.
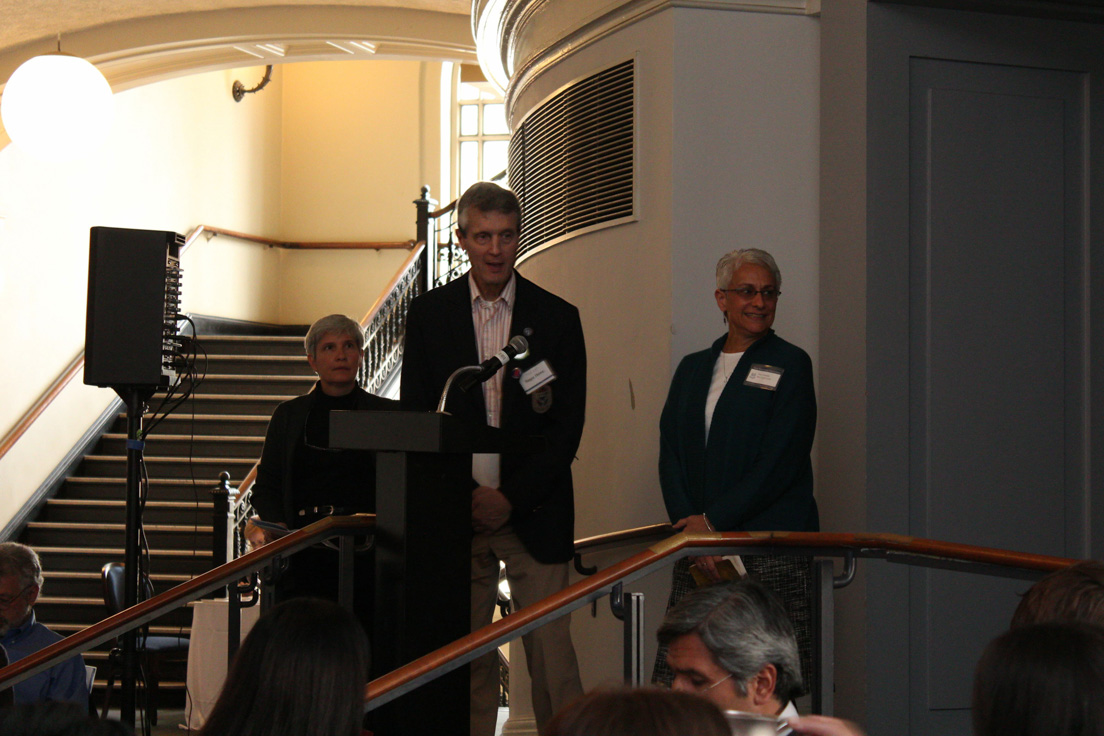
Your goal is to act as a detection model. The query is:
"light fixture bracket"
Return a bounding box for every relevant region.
[232,65,273,102]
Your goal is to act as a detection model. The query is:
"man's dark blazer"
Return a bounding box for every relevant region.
[251,383,399,527]
[400,272,586,564]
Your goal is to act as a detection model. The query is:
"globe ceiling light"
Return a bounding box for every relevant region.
[1,52,115,162]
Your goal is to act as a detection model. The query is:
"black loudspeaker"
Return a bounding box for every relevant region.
[84,226,184,389]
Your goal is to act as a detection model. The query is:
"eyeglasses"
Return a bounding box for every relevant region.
[0,583,33,607]
[702,673,734,692]
[722,287,780,302]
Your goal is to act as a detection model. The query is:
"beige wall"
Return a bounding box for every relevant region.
[0,64,283,523]
[276,247,412,324]
[280,60,442,242]
[0,58,441,525]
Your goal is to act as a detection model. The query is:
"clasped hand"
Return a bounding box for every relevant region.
[673,514,724,584]
[472,486,512,534]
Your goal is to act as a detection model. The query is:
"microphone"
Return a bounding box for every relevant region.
[458,335,529,391]
[437,335,530,413]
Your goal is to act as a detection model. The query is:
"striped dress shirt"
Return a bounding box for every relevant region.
[469,273,516,488]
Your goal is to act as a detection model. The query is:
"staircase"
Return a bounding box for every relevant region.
[18,328,313,708]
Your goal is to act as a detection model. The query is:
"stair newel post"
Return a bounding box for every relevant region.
[119,387,150,729]
[210,472,236,583]
[414,186,434,290]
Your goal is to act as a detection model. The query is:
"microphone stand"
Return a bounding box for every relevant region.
[114,384,155,729]
[436,366,482,414]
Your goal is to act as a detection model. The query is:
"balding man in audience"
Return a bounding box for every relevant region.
[0,542,87,708]
[658,579,802,719]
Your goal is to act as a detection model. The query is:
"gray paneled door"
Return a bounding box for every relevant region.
[906,57,1087,734]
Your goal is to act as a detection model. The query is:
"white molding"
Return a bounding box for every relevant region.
[472,0,815,119]
[0,6,476,96]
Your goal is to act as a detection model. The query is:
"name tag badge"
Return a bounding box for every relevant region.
[744,364,783,391]
[520,360,556,395]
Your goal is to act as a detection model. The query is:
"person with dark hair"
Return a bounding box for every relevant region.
[543,688,730,736]
[653,248,816,689]
[197,598,371,736]
[973,622,1104,736]
[402,181,586,736]
[1011,560,1104,628]
[0,702,133,736]
[657,579,803,719]
[249,314,398,628]
[0,542,88,708]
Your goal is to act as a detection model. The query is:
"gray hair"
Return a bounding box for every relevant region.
[0,542,44,592]
[304,315,365,357]
[456,181,522,234]
[657,580,803,703]
[716,249,782,290]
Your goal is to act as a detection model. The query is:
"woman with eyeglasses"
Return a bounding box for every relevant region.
[652,248,818,690]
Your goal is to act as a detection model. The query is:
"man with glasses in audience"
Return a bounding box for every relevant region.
[658,579,803,721]
[0,542,87,708]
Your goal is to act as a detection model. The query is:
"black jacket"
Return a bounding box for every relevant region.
[400,273,587,563]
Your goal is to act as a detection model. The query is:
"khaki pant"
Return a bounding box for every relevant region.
[470,526,583,736]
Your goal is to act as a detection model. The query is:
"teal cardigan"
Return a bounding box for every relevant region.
[659,330,818,532]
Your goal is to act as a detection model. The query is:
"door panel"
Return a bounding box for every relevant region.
[907,58,1086,729]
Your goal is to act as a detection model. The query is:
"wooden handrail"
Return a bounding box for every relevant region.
[429,201,457,220]
[574,523,672,554]
[0,525,1082,702]
[359,242,426,327]
[364,530,1080,708]
[0,353,85,462]
[189,225,415,250]
[0,514,376,691]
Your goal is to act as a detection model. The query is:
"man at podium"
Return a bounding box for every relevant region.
[401,182,587,736]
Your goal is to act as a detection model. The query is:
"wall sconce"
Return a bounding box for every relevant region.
[232,65,273,102]
[0,37,114,161]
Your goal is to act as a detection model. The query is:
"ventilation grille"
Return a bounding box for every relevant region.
[509,59,634,258]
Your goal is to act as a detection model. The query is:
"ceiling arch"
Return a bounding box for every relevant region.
[0,3,476,147]
[0,4,475,93]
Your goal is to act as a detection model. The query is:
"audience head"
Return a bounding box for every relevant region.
[304,314,365,358]
[657,579,802,715]
[198,598,371,736]
[542,687,730,736]
[715,248,782,291]
[0,702,133,736]
[972,622,1104,736]
[1012,560,1104,628]
[0,541,43,635]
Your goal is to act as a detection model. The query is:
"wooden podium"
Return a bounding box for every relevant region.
[330,410,504,736]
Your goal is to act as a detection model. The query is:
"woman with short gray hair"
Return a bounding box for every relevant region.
[653,248,817,692]
[249,314,399,633]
